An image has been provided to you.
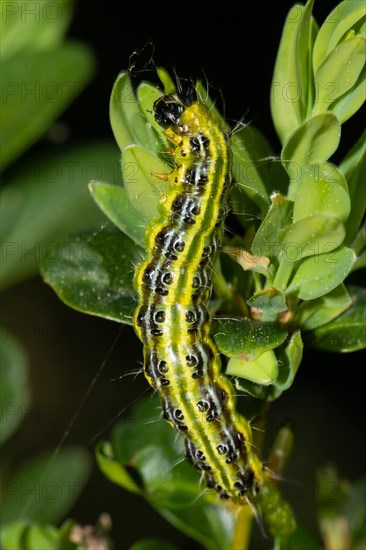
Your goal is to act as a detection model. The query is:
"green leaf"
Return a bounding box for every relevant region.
[0,447,91,525]
[40,229,139,324]
[0,142,117,290]
[157,66,176,94]
[341,130,366,245]
[313,36,365,117]
[328,64,366,124]
[227,349,279,386]
[122,145,170,221]
[295,283,352,331]
[0,42,95,170]
[251,194,293,262]
[273,330,303,391]
[130,539,181,550]
[212,317,287,361]
[0,0,73,60]
[136,82,167,152]
[95,441,142,495]
[287,246,355,300]
[89,182,147,247]
[279,214,346,262]
[271,3,315,143]
[246,288,288,322]
[109,72,142,151]
[0,522,60,550]
[313,1,366,73]
[292,162,350,223]
[303,285,366,351]
[0,331,30,445]
[231,126,270,212]
[281,113,341,200]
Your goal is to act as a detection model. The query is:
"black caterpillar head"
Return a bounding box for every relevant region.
[153,95,184,128]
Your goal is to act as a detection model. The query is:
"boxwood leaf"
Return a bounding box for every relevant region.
[0,522,60,550]
[95,441,142,494]
[227,350,279,386]
[293,162,350,223]
[1,447,91,525]
[313,1,366,73]
[251,194,293,262]
[0,331,30,445]
[40,229,139,324]
[271,3,314,143]
[279,214,345,262]
[0,141,116,290]
[89,181,147,247]
[287,246,355,300]
[212,317,287,361]
[295,283,352,330]
[109,72,142,151]
[122,145,170,221]
[303,285,366,351]
[1,42,95,170]
[281,113,341,200]
[313,36,365,117]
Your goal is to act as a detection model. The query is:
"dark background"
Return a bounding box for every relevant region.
[2,0,365,549]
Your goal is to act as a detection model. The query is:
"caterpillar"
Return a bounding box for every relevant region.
[133,85,264,502]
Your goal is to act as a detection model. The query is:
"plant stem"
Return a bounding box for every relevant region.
[230,503,253,550]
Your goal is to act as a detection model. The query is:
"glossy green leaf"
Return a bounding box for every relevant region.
[341,130,366,244]
[313,1,366,73]
[212,317,287,361]
[0,142,117,290]
[109,72,142,151]
[40,229,139,324]
[273,330,303,391]
[287,246,355,300]
[281,113,341,200]
[251,194,293,262]
[231,126,270,212]
[279,214,345,262]
[288,0,315,120]
[1,447,91,525]
[122,145,170,221]
[328,63,366,123]
[157,66,176,94]
[1,42,95,170]
[246,288,288,322]
[293,162,350,223]
[0,522,60,550]
[303,285,366,351]
[313,36,365,116]
[95,441,142,495]
[0,331,30,445]
[89,181,147,247]
[130,539,181,550]
[137,82,167,152]
[295,283,352,331]
[0,0,72,61]
[271,4,313,143]
[227,349,279,386]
